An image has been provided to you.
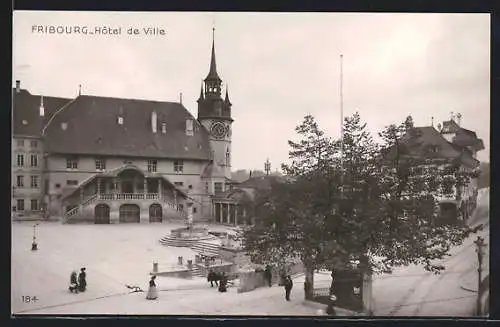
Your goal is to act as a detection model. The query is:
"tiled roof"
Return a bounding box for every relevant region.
[452,128,485,151]
[13,89,71,137]
[387,126,477,165]
[43,95,211,160]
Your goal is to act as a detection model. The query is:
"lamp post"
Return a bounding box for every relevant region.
[31,223,39,251]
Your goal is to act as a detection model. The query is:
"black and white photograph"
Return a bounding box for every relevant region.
[11,11,490,316]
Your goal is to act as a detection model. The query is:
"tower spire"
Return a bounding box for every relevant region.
[205,27,221,82]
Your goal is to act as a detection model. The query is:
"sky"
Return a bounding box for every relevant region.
[12,12,490,170]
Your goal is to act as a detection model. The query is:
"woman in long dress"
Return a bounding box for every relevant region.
[146,275,158,300]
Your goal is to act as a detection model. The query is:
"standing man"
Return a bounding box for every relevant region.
[78,267,87,292]
[284,275,293,301]
[264,265,272,287]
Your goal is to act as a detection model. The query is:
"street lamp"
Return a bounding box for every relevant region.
[31,223,39,251]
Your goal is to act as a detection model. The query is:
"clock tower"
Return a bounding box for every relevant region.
[197,28,233,179]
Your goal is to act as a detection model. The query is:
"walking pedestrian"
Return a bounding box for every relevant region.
[69,271,79,293]
[146,275,158,300]
[78,267,87,292]
[284,275,293,301]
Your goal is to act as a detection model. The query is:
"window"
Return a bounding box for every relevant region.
[31,199,39,211]
[188,184,193,189]
[17,154,24,167]
[225,148,231,166]
[193,207,197,214]
[95,158,106,170]
[118,117,123,125]
[31,176,39,188]
[17,199,25,211]
[177,204,184,211]
[30,154,38,167]
[55,183,61,188]
[66,157,78,169]
[214,182,223,193]
[147,159,157,172]
[17,175,24,188]
[30,140,38,148]
[174,182,184,187]
[186,119,194,136]
[205,182,209,193]
[174,160,184,173]
[161,123,166,134]
[17,140,24,147]
[67,180,78,186]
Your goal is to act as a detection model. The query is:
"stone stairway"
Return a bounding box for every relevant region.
[159,234,219,247]
[191,265,205,277]
[191,241,221,258]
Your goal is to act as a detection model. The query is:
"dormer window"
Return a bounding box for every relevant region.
[186,119,193,136]
[118,117,123,125]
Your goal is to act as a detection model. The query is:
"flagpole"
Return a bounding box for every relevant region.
[340,54,344,199]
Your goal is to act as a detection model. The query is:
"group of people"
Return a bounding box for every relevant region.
[264,265,293,302]
[68,268,87,293]
[207,270,229,292]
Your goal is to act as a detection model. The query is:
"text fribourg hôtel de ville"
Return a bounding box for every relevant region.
[31,25,166,36]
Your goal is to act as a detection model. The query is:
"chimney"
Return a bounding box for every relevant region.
[15,80,20,93]
[151,111,157,133]
[456,113,462,127]
[186,118,193,136]
[39,96,45,117]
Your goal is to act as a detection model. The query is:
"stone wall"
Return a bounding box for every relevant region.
[237,271,267,293]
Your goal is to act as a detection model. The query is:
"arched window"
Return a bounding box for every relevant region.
[225,148,231,167]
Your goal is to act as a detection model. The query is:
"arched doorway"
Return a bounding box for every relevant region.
[119,204,140,223]
[95,204,110,224]
[149,203,162,223]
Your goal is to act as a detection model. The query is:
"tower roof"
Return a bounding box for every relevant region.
[197,81,204,102]
[204,28,222,82]
[224,85,232,105]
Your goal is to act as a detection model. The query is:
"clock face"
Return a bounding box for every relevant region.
[210,122,226,140]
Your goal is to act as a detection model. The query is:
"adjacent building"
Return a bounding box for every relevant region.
[389,118,484,222]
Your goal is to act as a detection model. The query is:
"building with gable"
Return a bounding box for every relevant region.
[12,32,245,225]
[385,117,485,222]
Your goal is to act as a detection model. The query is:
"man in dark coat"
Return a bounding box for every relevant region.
[78,267,87,292]
[264,265,272,287]
[207,270,219,287]
[284,275,293,301]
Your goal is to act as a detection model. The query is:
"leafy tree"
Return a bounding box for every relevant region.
[243,113,480,304]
